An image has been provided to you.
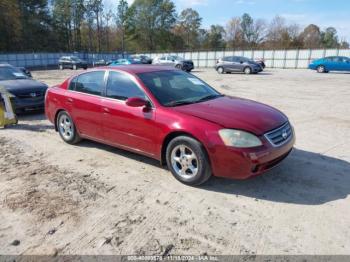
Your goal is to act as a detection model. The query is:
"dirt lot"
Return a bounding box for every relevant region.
[0,68,349,255]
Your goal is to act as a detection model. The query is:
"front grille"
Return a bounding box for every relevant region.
[265,122,293,146]
[17,91,44,99]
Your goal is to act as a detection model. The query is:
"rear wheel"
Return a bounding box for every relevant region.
[217,67,225,74]
[244,67,252,74]
[57,111,81,144]
[317,65,326,73]
[166,136,211,186]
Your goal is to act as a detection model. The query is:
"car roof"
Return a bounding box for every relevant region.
[98,65,175,74]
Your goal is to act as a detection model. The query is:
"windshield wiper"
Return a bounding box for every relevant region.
[165,100,195,107]
[195,94,223,103]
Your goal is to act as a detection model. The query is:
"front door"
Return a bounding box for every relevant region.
[101,71,157,157]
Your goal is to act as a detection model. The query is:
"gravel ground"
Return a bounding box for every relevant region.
[0,68,349,255]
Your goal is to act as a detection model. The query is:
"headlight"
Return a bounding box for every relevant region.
[219,129,262,148]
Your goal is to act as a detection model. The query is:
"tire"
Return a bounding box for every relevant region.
[217,67,225,74]
[57,111,81,145]
[175,64,182,70]
[73,64,77,70]
[244,67,252,74]
[166,136,212,186]
[59,64,63,70]
[317,65,326,73]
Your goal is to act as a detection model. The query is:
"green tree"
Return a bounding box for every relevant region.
[321,27,338,48]
[0,0,22,51]
[116,0,129,52]
[203,25,225,49]
[128,0,177,51]
[176,8,202,49]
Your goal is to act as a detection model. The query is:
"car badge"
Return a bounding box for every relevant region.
[282,130,288,139]
[30,92,37,97]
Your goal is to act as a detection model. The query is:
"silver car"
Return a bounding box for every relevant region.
[152,55,194,72]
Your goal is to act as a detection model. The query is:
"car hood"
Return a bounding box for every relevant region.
[172,96,288,135]
[1,79,48,95]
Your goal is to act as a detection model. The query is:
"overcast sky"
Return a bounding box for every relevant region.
[104,0,350,42]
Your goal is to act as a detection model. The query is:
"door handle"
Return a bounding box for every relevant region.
[103,107,110,113]
[67,98,74,103]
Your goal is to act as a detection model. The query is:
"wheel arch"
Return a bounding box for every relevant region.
[160,131,209,166]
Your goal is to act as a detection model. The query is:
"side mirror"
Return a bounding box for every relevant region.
[126,97,149,108]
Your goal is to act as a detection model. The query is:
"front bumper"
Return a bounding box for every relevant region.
[13,97,45,111]
[209,130,295,179]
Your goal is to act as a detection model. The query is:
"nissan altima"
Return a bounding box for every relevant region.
[45,66,295,185]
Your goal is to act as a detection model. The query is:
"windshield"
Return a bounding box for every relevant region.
[171,56,184,61]
[0,66,28,81]
[137,70,222,107]
[71,56,81,61]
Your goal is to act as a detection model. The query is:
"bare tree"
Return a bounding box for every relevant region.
[225,17,243,48]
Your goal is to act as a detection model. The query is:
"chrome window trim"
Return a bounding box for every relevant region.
[264,121,293,147]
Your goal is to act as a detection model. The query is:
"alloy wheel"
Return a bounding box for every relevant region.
[58,114,74,141]
[171,145,199,180]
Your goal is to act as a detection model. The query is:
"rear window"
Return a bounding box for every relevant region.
[70,71,105,96]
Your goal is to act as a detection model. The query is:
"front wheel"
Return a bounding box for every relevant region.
[57,111,81,144]
[217,67,225,74]
[166,136,212,186]
[317,65,326,73]
[244,67,252,74]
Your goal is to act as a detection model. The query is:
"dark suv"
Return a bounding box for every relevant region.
[58,56,88,70]
[216,56,262,74]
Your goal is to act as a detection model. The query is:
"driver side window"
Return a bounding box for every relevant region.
[106,71,146,101]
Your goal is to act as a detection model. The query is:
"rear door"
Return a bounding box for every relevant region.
[66,70,106,140]
[101,71,157,156]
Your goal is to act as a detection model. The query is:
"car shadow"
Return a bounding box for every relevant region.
[201,148,350,205]
[5,112,54,132]
[77,140,163,168]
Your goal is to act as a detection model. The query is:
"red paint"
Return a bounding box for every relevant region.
[45,66,295,179]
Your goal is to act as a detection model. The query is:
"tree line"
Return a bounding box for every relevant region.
[0,0,349,53]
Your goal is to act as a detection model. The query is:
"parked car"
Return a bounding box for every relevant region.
[0,63,32,78]
[131,55,153,64]
[309,56,350,73]
[255,58,266,69]
[216,56,263,74]
[45,65,294,186]
[0,64,48,112]
[152,55,194,72]
[58,56,88,70]
[109,58,142,66]
[94,59,108,66]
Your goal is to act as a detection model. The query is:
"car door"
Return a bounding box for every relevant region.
[226,56,237,72]
[101,71,157,157]
[231,56,243,71]
[344,57,350,71]
[66,70,106,140]
[158,56,168,65]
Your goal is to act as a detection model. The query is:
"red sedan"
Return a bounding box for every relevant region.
[45,66,295,185]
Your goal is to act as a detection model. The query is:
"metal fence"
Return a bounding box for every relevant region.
[145,48,350,69]
[1,49,350,69]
